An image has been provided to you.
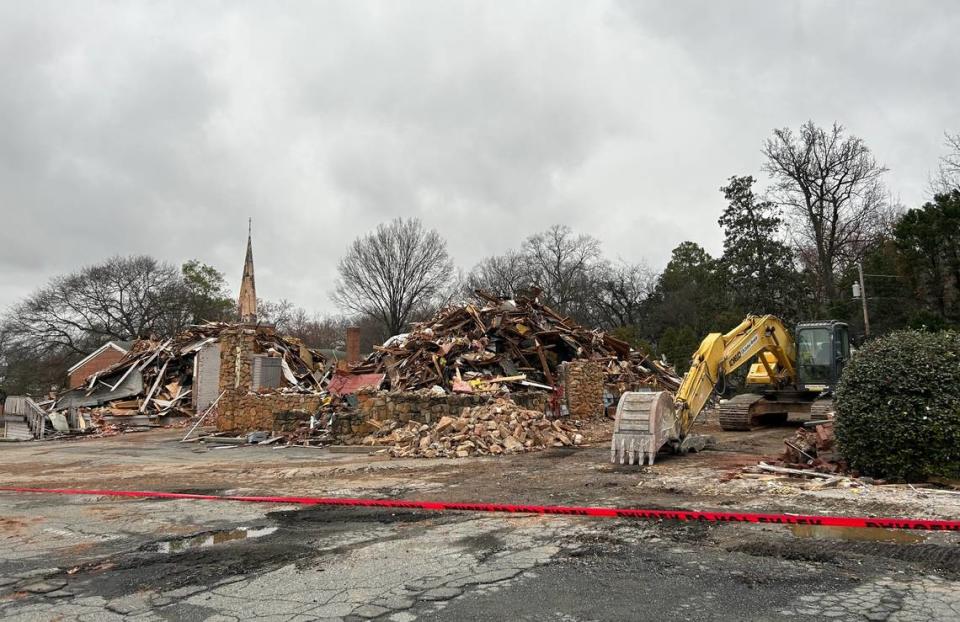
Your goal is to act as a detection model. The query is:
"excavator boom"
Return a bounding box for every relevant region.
[673,315,796,436]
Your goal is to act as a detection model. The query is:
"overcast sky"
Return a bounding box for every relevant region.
[1,1,958,315]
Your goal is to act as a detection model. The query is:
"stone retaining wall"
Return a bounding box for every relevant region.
[216,390,325,433]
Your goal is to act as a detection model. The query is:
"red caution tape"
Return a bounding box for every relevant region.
[2,486,958,532]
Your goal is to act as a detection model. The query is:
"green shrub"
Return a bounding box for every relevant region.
[834,330,960,481]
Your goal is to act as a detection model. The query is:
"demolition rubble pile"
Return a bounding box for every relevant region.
[64,322,326,421]
[361,398,582,458]
[738,421,866,488]
[778,421,846,473]
[350,290,680,395]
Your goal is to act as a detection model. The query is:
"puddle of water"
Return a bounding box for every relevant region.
[790,525,925,544]
[153,526,278,553]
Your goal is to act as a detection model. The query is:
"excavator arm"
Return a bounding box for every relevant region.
[673,315,797,437]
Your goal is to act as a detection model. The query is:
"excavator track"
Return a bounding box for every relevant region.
[718,393,766,431]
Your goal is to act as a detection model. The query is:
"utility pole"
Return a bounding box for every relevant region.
[857,262,870,337]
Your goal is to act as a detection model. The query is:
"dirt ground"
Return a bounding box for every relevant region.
[2,417,960,621]
[3,415,957,522]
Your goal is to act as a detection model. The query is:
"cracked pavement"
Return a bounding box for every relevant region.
[3,430,960,620]
[3,495,960,621]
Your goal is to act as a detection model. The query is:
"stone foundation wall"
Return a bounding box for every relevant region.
[215,382,551,436]
[562,361,605,418]
[216,390,325,432]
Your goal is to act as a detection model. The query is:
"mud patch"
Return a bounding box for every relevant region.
[537,448,579,459]
[69,533,304,599]
[729,538,960,575]
[729,540,843,564]
[269,505,440,526]
[455,531,505,563]
[658,519,716,544]
[790,525,925,544]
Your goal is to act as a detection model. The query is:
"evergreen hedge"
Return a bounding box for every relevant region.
[834,330,960,481]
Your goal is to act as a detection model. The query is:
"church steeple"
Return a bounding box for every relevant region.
[238,218,257,323]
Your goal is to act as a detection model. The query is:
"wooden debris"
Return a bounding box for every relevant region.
[68,322,327,427]
[756,462,836,479]
[350,290,680,394]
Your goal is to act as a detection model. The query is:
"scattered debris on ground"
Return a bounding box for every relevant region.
[733,421,870,489]
[739,461,867,490]
[350,290,679,394]
[358,398,583,458]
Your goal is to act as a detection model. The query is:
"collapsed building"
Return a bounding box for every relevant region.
[3,225,681,458]
[317,292,683,455]
[52,322,327,431]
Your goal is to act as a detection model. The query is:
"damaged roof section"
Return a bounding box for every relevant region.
[61,322,327,418]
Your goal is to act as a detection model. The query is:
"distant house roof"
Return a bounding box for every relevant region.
[67,340,133,375]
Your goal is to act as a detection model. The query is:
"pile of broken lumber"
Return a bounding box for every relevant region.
[359,399,583,458]
[350,290,680,394]
[69,322,326,419]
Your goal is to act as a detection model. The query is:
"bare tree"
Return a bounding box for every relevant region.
[260,301,343,349]
[592,260,655,329]
[257,298,295,331]
[464,250,535,299]
[762,121,889,309]
[932,131,960,193]
[332,218,454,337]
[522,225,603,319]
[2,255,190,357]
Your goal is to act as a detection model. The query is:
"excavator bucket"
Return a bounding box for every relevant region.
[610,391,679,466]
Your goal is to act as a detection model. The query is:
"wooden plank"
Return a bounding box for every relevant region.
[139,360,169,413]
[180,390,226,442]
[535,341,554,386]
[756,462,834,479]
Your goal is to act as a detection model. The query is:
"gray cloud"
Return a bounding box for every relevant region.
[1,1,957,314]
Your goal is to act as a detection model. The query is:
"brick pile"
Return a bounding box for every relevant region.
[780,422,845,472]
[359,399,582,458]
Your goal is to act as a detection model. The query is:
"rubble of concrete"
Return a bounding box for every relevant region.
[359,398,582,458]
[350,290,680,395]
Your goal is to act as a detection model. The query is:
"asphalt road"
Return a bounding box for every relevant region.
[3,427,960,621]
[2,492,960,621]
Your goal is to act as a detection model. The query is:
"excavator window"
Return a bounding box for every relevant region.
[796,327,833,385]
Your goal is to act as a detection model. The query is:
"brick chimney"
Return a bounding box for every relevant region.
[346,327,361,364]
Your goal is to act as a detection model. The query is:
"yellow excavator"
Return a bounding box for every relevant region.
[611,315,851,465]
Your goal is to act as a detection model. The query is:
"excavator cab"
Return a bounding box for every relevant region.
[795,321,850,391]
